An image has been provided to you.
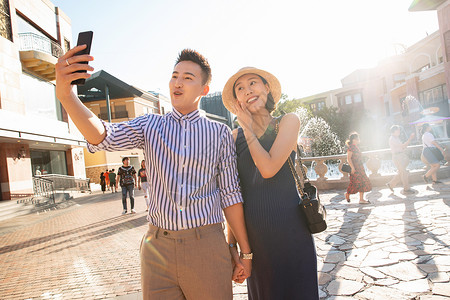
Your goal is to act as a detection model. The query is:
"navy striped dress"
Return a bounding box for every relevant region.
[235,121,319,300]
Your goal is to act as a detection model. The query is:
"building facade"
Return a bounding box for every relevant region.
[200,92,234,128]
[78,70,161,183]
[299,22,448,145]
[0,0,87,201]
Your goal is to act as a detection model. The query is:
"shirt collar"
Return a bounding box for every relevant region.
[170,108,201,123]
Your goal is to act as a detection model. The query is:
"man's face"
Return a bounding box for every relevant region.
[169,61,209,114]
[123,158,129,166]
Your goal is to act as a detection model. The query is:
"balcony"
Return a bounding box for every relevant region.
[18,33,64,81]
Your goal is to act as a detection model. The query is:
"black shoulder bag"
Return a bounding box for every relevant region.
[276,120,327,234]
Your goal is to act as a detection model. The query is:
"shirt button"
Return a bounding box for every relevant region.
[163,231,168,236]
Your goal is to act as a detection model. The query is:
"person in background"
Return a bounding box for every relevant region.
[104,169,110,191]
[345,132,371,204]
[109,169,117,193]
[421,123,445,184]
[386,125,415,194]
[117,157,137,214]
[100,172,106,194]
[138,160,150,212]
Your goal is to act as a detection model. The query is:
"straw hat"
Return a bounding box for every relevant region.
[222,67,281,114]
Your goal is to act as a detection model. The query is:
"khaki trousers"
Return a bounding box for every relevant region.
[389,153,410,190]
[140,223,233,300]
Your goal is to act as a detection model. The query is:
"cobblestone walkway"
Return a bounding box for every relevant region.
[0,180,449,299]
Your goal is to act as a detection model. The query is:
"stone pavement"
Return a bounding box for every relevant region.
[0,180,449,300]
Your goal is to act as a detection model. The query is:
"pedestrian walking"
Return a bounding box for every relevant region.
[108,169,117,193]
[344,132,371,204]
[386,125,415,194]
[55,47,252,299]
[117,157,137,214]
[137,160,150,212]
[222,67,319,299]
[421,123,445,184]
[100,172,106,193]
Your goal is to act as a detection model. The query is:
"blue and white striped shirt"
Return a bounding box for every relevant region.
[87,108,243,230]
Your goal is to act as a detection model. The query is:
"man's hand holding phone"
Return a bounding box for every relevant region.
[55,31,94,101]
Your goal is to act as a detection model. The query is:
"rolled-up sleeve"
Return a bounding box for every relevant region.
[217,127,243,209]
[87,115,149,153]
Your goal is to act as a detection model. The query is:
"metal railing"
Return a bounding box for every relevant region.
[18,32,63,58]
[297,141,450,189]
[37,174,91,193]
[32,176,55,204]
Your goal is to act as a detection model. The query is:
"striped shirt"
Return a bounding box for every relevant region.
[87,108,243,230]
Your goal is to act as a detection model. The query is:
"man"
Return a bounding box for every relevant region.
[386,125,415,194]
[117,158,137,214]
[108,169,117,193]
[55,47,252,299]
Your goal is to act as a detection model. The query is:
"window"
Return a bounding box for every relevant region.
[114,105,128,119]
[345,95,352,105]
[340,93,363,107]
[310,100,325,113]
[31,150,68,176]
[0,0,12,41]
[64,38,70,53]
[419,85,446,106]
[21,72,63,121]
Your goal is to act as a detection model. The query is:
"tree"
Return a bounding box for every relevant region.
[273,95,308,117]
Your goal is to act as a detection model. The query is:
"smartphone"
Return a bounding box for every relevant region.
[71,31,93,85]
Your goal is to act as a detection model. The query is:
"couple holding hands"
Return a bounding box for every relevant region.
[56,46,318,300]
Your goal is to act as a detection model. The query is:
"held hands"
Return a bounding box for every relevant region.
[55,45,94,99]
[230,247,252,283]
[351,167,356,174]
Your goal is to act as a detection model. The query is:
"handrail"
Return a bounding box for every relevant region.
[295,141,450,188]
[18,32,63,58]
[32,176,55,204]
[37,174,91,193]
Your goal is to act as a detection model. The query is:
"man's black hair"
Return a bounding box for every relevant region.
[175,49,211,85]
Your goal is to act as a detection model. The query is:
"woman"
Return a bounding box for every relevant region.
[100,172,106,194]
[137,160,150,211]
[222,67,318,300]
[344,132,371,203]
[421,123,444,184]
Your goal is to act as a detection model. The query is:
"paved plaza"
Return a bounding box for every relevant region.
[0,180,449,300]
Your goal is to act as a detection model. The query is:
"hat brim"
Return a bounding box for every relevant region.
[222,67,281,115]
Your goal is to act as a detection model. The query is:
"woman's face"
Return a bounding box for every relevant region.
[234,73,270,113]
[353,137,360,145]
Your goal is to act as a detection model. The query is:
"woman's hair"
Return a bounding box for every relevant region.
[421,123,430,135]
[232,74,276,113]
[259,76,276,113]
[390,125,401,134]
[345,132,359,147]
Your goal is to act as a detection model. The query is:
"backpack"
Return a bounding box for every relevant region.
[119,166,135,186]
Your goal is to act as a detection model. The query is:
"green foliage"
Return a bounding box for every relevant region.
[273,95,308,117]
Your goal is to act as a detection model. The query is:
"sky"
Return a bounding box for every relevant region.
[52,0,439,100]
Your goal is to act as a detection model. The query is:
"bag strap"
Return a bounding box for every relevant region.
[275,118,306,198]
